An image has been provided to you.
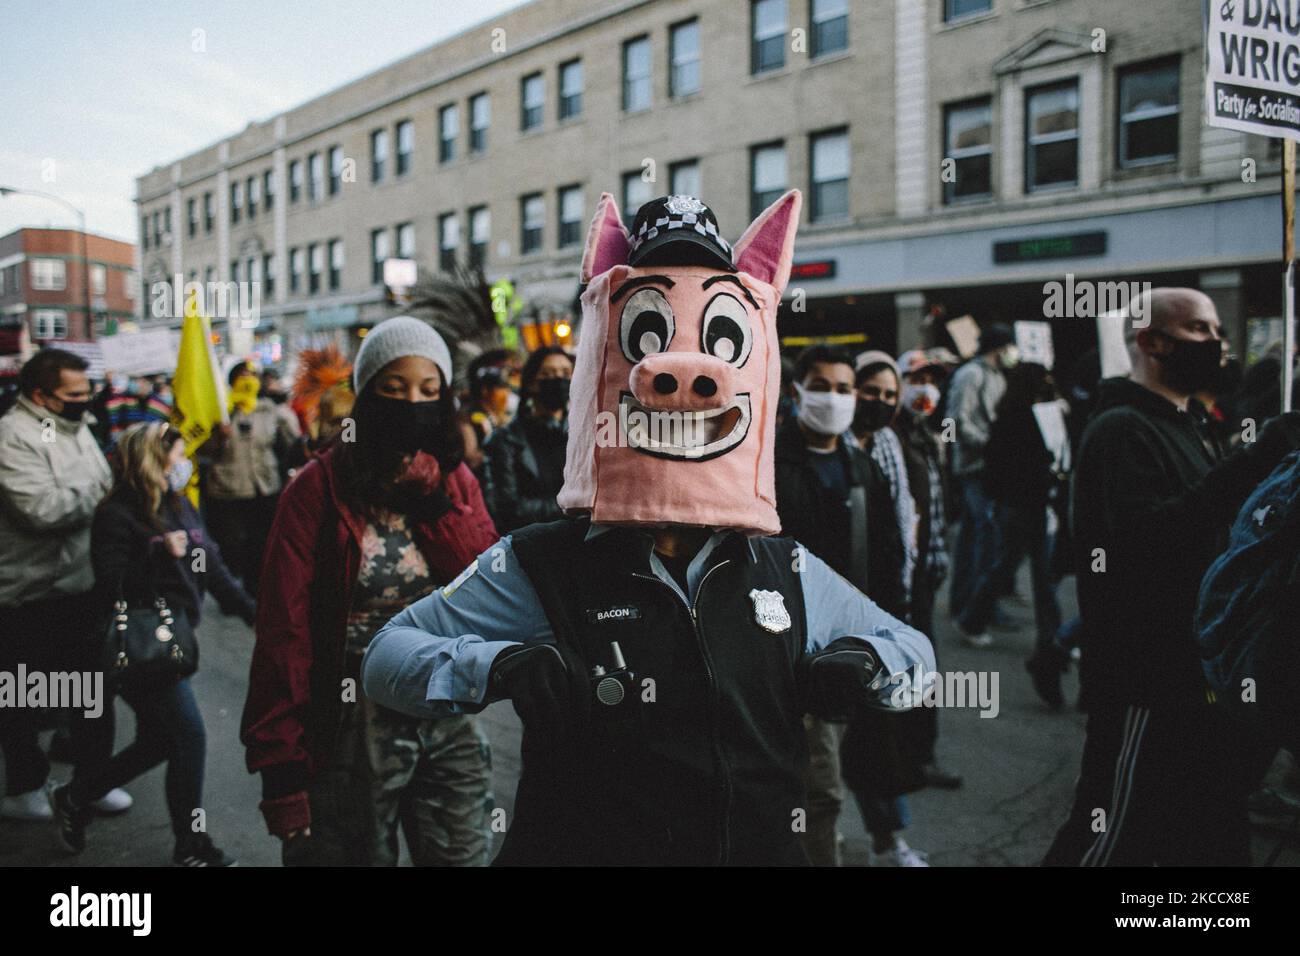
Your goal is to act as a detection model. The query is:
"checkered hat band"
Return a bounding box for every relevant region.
[629,211,730,252]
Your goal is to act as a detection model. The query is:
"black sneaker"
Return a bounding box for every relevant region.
[1026,650,1067,710]
[50,784,91,855]
[920,761,964,790]
[174,833,238,867]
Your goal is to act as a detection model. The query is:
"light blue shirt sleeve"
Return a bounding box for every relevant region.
[361,536,554,718]
[797,545,936,710]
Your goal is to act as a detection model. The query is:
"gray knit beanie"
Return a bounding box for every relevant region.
[353,316,453,394]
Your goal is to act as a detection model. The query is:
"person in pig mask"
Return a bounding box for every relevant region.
[361,191,934,866]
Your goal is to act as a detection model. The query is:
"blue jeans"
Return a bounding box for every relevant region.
[71,678,206,839]
[853,791,910,841]
[948,473,1000,618]
[960,502,1061,650]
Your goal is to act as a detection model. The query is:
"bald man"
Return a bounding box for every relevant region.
[1044,287,1300,866]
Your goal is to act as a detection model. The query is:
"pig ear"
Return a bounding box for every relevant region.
[732,189,802,294]
[581,192,631,283]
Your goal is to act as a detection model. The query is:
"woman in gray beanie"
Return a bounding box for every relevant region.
[242,315,499,866]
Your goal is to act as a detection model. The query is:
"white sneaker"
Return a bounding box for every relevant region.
[873,837,930,867]
[962,632,994,649]
[1,787,54,822]
[92,788,133,815]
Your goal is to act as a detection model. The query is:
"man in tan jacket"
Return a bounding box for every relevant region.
[200,361,299,597]
[0,349,115,820]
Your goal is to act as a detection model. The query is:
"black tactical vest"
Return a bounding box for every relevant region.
[501,517,810,866]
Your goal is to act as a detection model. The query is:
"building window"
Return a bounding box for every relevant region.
[559,59,583,119]
[558,185,584,248]
[520,193,544,254]
[670,19,701,97]
[1118,58,1180,168]
[810,0,848,57]
[231,260,240,284]
[751,0,786,75]
[945,0,992,22]
[371,129,388,182]
[263,253,275,296]
[163,207,172,237]
[750,142,787,218]
[308,243,322,294]
[30,258,66,291]
[440,104,459,163]
[521,73,544,131]
[290,247,303,294]
[396,120,414,175]
[289,160,302,203]
[438,213,459,272]
[621,171,653,226]
[623,36,652,112]
[1026,79,1079,191]
[231,181,242,223]
[204,266,215,285]
[329,146,344,195]
[34,310,66,339]
[470,93,490,153]
[371,229,389,285]
[247,256,259,287]
[329,239,343,291]
[90,264,106,296]
[397,221,415,259]
[810,129,849,221]
[944,97,993,203]
[141,216,149,251]
[153,211,161,246]
[469,206,489,269]
[264,170,275,210]
[247,176,259,218]
[203,192,214,233]
[670,159,701,197]
[308,152,324,201]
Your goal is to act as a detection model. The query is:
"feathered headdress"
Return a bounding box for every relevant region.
[291,345,353,435]
[403,264,503,390]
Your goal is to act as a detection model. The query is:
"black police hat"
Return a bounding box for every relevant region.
[626,195,735,272]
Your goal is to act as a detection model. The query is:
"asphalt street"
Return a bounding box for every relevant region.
[3,569,1296,867]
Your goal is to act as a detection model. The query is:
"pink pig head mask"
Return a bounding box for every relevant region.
[557,189,802,535]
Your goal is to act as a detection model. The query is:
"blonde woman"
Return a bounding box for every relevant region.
[51,422,255,865]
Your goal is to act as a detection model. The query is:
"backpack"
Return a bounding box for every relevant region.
[1195,450,1300,752]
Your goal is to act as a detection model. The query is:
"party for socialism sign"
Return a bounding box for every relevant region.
[1205,0,1300,139]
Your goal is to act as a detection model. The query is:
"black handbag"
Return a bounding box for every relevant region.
[103,593,199,692]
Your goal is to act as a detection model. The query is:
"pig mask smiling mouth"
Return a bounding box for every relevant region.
[619,391,751,461]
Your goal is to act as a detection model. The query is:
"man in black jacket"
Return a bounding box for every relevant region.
[774,346,919,866]
[1045,287,1300,866]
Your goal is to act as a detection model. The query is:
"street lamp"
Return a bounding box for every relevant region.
[0,185,94,340]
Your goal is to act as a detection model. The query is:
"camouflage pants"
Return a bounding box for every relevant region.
[307,688,493,866]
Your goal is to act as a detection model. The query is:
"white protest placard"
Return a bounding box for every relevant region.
[945,315,981,359]
[1097,310,1132,380]
[1014,320,1055,368]
[1205,1,1300,140]
[1032,400,1071,474]
[98,327,179,378]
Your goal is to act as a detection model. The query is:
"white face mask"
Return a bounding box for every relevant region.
[901,383,942,416]
[505,391,521,416]
[795,384,857,437]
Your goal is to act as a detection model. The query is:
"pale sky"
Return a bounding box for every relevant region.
[0,0,528,243]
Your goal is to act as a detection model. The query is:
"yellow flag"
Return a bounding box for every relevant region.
[171,293,228,506]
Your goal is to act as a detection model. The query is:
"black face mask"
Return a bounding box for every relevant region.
[369,395,446,456]
[267,391,288,405]
[1154,333,1223,394]
[52,397,91,423]
[535,377,571,412]
[853,398,897,433]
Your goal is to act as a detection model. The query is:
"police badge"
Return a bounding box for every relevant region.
[748,588,792,633]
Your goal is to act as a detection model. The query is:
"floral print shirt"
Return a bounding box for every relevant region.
[345,508,437,653]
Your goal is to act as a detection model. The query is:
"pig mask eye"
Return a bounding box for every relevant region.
[701,293,752,367]
[619,288,675,364]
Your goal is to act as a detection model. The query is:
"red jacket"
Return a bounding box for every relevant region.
[239,446,498,835]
